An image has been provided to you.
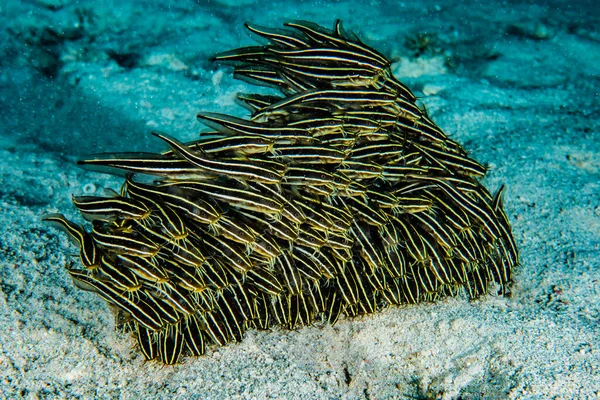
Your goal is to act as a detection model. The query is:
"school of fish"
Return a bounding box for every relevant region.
[44,20,519,365]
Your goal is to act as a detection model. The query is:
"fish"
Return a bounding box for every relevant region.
[268,145,346,165]
[77,153,215,180]
[196,113,315,144]
[91,221,160,257]
[126,178,221,226]
[152,132,285,184]
[42,214,100,269]
[162,135,275,157]
[71,195,151,222]
[162,180,284,216]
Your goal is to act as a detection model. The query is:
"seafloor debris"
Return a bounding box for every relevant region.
[44,20,518,365]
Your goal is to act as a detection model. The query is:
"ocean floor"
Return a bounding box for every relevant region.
[0,0,599,398]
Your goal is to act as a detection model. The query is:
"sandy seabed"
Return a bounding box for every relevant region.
[0,0,598,398]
